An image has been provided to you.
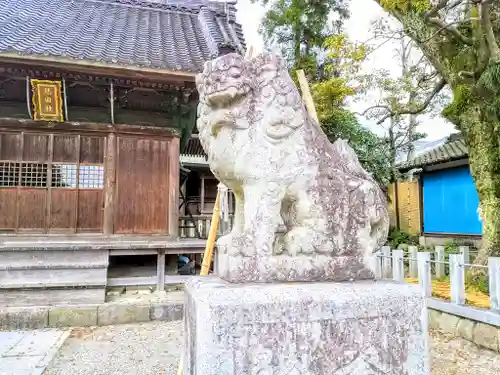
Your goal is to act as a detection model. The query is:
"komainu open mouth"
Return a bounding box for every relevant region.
[206,86,246,109]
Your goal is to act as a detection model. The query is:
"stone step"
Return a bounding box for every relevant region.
[0,249,108,268]
[0,267,107,288]
[0,287,106,307]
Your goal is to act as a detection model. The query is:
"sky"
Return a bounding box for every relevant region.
[234,0,456,141]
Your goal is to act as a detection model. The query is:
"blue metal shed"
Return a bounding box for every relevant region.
[422,166,482,235]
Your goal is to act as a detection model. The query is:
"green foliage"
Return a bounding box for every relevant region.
[477,63,500,117]
[387,227,419,248]
[466,272,489,294]
[254,0,349,74]
[443,239,460,254]
[379,0,430,12]
[442,85,478,125]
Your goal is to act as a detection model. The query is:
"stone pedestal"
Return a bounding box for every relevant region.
[183,278,429,375]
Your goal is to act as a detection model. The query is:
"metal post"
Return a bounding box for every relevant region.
[417,251,432,297]
[450,253,465,305]
[392,249,404,283]
[435,246,445,279]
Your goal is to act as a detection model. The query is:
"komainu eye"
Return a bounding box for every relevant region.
[229,68,241,78]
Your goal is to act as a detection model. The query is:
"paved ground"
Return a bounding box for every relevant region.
[0,329,70,375]
[41,321,500,375]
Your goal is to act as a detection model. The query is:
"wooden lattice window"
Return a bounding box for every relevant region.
[0,132,105,233]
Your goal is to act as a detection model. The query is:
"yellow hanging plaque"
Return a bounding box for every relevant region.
[31,79,64,122]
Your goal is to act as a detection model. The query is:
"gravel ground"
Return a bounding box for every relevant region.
[43,321,500,375]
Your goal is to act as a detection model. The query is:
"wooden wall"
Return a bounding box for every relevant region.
[388,180,422,235]
[0,122,179,235]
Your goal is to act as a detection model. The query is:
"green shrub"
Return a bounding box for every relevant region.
[387,228,419,249]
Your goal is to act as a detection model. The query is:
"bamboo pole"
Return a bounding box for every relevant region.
[200,193,220,276]
[296,69,320,127]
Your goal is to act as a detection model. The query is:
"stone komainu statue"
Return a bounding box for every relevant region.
[196,52,389,283]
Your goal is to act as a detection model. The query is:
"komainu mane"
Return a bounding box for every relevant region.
[196,52,389,283]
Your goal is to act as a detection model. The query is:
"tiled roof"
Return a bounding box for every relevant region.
[182,136,205,156]
[399,137,468,170]
[0,0,245,73]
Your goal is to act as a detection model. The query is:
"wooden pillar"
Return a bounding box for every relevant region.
[157,249,166,292]
[103,133,116,235]
[200,174,206,214]
[168,137,180,237]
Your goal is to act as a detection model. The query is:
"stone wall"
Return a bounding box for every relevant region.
[429,308,499,352]
[419,236,482,247]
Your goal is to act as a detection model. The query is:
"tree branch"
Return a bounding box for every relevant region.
[427,17,474,45]
[375,78,447,125]
[357,105,391,117]
[425,0,451,19]
[480,2,500,63]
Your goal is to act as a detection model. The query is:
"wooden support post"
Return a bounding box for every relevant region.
[296,70,320,127]
[157,249,166,292]
[45,134,54,232]
[392,249,404,283]
[62,78,69,121]
[435,246,445,279]
[200,174,206,214]
[489,257,500,311]
[110,81,115,124]
[417,252,432,297]
[408,246,418,278]
[449,253,465,305]
[103,133,116,235]
[168,137,180,237]
[381,246,391,279]
[200,193,220,276]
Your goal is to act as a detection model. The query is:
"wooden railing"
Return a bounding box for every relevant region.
[178,215,234,239]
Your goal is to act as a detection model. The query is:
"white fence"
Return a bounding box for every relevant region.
[375,245,500,327]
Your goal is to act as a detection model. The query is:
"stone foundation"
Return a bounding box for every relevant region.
[217,253,375,283]
[429,308,500,352]
[183,277,430,375]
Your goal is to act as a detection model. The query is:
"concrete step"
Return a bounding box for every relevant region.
[0,248,108,307]
[0,249,108,268]
[0,267,107,288]
[0,287,106,307]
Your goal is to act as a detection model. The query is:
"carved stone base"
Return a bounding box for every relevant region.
[183,278,430,375]
[217,253,376,283]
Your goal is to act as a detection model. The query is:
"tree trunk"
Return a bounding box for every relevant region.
[388,117,398,182]
[449,92,500,270]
